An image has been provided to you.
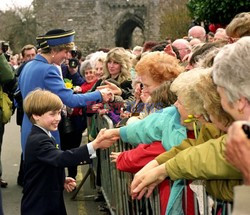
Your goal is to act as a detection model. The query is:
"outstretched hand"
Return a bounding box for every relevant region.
[110,151,122,163]
[92,128,120,150]
[130,164,167,199]
[225,121,250,185]
[99,88,114,103]
[97,81,122,96]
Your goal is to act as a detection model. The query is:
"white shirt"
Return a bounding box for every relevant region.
[34,124,96,158]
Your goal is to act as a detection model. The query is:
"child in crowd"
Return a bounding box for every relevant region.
[21,89,114,215]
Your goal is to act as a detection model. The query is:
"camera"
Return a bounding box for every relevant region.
[68,49,79,68]
[0,41,9,53]
[0,41,10,61]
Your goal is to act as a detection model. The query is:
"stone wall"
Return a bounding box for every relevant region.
[34,0,169,55]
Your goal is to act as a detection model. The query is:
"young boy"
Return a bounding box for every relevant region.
[21,89,117,215]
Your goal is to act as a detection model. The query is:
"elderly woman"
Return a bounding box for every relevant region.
[124,51,183,121]
[130,37,250,209]
[213,36,250,214]
[94,52,107,79]
[136,51,182,95]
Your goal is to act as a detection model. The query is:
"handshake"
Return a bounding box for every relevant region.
[98,80,123,103]
[99,88,114,103]
[92,128,120,150]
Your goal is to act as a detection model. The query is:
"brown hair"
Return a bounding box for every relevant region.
[149,80,177,110]
[21,44,37,57]
[23,89,63,124]
[226,12,250,38]
[103,47,132,84]
[196,73,234,127]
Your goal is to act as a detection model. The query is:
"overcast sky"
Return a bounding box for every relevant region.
[0,0,33,11]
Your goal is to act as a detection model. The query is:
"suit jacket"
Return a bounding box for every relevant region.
[19,54,102,155]
[21,125,91,215]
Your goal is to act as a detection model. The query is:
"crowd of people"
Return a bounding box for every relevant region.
[0,11,250,215]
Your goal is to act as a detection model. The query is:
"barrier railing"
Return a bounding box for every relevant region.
[89,114,232,215]
[91,114,160,214]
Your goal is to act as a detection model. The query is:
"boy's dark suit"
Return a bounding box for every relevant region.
[21,125,91,215]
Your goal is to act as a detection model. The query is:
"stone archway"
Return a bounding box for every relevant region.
[115,14,144,49]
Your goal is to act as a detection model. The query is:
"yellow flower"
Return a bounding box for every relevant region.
[65,82,73,89]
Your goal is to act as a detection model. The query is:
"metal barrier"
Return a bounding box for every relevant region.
[90,114,160,214]
[90,114,232,215]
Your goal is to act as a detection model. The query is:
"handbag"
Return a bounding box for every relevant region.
[60,113,74,134]
[0,86,12,124]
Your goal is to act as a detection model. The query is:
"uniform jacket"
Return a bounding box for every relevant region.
[19,54,102,154]
[21,125,91,215]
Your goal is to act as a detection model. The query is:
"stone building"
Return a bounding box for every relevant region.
[34,0,169,55]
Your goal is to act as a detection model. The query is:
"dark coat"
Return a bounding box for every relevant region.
[21,125,91,215]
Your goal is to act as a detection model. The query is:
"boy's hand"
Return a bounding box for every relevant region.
[92,128,120,150]
[64,177,76,192]
[98,108,109,115]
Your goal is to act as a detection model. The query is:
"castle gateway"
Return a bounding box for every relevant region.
[34,0,167,54]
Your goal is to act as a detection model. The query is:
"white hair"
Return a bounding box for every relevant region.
[212,36,250,102]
